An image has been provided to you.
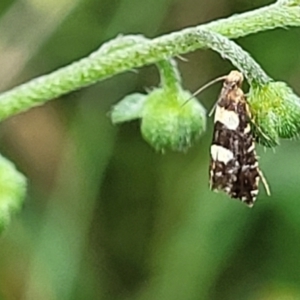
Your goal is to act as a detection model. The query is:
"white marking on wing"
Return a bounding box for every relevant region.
[210,145,234,164]
[214,106,240,130]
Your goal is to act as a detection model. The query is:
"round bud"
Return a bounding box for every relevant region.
[141,88,206,152]
[249,81,300,147]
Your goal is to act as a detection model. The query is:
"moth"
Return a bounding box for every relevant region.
[209,70,270,207]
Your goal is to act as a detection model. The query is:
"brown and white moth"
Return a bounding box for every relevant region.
[209,70,270,207]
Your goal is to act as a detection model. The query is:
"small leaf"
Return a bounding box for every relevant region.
[111,93,147,124]
[0,155,27,231]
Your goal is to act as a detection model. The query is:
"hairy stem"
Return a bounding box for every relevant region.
[0,2,299,121]
[196,29,271,85]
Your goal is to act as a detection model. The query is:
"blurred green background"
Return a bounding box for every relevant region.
[0,0,300,299]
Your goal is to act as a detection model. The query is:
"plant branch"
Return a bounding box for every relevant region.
[0,1,299,121]
[196,29,271,85]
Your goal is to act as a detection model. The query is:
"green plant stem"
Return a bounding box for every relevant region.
[98,34,182,92]
[158,59,182,92]
[0,2,299,121]
[196,29,271,85]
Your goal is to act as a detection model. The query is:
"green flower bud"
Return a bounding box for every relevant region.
[248,81,300,147]
[141,88,206,152]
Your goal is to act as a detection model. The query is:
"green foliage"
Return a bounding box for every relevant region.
[0,0,297,209]
[0,1,298,153]
[0,0,298,228]
[111,29,300,150]
[2,0,300,299]
[0,1,299,122]
[0,155,26,230]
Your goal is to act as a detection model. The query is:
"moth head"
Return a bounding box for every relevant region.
[224,70,244,88]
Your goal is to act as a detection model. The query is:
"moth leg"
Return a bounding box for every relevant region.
[258,168,271,196]
[208,101,218,117]
[250,119,274,144]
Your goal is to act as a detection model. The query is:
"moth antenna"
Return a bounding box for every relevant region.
[181,75,227,107]
[258,169,271,196]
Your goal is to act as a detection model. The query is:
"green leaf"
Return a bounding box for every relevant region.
[0,155,26,231]
[111,93,147,124]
